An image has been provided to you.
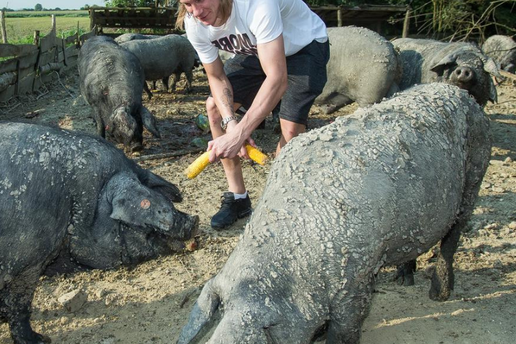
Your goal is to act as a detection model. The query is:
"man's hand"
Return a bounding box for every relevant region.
[207,123,257,162]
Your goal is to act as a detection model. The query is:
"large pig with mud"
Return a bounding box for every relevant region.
[482,35,516,73]
[314,26,401,113]
[0,122,198,344]
[392,37,500,106]
[79,35,160,152]
[177,83,491,344]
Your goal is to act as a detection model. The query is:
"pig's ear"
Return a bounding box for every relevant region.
[106,172,149,227]
[177,280,221,344]
[141,106,161,138]
[430,54,456,76]
[143,171,183,203]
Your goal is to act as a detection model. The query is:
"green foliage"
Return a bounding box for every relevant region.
[407,0,516,40]
[35,4,43,11]
[304,0,515,40]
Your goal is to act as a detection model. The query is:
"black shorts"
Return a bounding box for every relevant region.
[223,39,330,125]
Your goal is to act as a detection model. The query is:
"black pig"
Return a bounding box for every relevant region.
[79,35,160,152]
[0,122,198,344]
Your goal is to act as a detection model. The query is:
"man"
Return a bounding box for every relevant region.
[176,0,329,229]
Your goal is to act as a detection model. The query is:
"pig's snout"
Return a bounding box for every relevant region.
[189,215,200,238]
[451,66,474,83]
[171,213,199,241]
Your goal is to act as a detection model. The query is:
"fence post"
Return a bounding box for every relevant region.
[34,30,40,46]
[89,8,95,30]
[51,14,56,33]
[402,6,411,38]
[1,10,7,43]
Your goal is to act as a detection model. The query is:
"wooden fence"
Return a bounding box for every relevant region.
[89,6,178,32]
[0,21,96,103]
[88,5,408,34]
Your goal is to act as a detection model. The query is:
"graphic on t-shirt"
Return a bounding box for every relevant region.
[211,33,258,55]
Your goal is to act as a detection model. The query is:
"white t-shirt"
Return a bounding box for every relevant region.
[185,0,328,64]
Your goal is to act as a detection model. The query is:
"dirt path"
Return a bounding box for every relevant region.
[0,69,515,344]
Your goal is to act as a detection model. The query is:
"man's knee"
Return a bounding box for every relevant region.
[280,120,306,142]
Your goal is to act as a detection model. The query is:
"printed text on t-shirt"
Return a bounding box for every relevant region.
[212,33,258,55]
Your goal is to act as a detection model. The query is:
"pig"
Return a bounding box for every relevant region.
[314,26,402,114]
[78,35,160,152]
[392,37,501,106]
[0,122,199,344]
[114,33,158,44]
[177,83,491,344]
[119,34,199,99]
[482,35,516,73]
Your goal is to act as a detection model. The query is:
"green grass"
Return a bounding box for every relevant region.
[5,10,90,18]
[3,12,91,44]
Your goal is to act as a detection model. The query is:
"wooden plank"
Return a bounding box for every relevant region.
[32,76,42,91]
[79,31,96,44]
[0,57,17,74]
[0,85,14,102]
[39,62,64,75]
[38,48,57,67]
[62,58,77,72]
[0,43,38,58]
[40,72,57,84]
[40,31,57,52]
[19,63,35,79]
[65,45,79,58]
[64,34,78,45]
[18,72,35,95]
[18,49,39,70]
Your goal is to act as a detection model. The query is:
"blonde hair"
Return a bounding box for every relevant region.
[175,0,233,31]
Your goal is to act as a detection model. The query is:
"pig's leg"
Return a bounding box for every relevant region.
[161,77,169,92]
[143,82,153,100]
[4,267,49,344]
[326,281,374,344]
[170,73,180,92]
[92,111,105,138]
[395,259,416,286]
[429,221,461,301]
[184,69,193,93]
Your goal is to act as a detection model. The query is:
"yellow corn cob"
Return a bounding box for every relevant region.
[184,145,267,179]
[245,144,267,166]
[184,151,210,179]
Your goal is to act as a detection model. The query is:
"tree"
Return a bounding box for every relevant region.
[35,3,43,11]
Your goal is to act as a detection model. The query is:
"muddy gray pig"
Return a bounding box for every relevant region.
[482,35,516,73]
[392,37,500,106]
[314,26,401,114]
[120,34,198,99]
[177,83,491,344]
[0,122,199,344]
[78,35,160,152]
[114,33,158,44]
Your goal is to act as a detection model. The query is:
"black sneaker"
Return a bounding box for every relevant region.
[211,192,252,230]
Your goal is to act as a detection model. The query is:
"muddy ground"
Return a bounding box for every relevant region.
[0,67,515,344]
